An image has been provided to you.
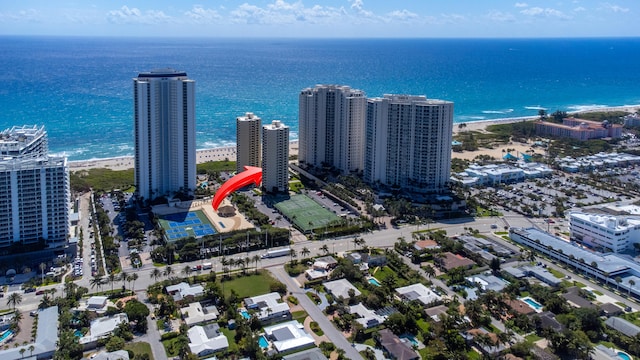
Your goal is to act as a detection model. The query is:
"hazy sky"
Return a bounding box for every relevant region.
[0,0,637,38]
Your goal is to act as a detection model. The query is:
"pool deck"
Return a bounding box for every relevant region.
[152,197,253,233]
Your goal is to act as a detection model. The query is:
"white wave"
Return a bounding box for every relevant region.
[481,109,514,114]
[566,104,608,112]
[457,116,486,121]
[50,148,89,158]
[524,106,547,110]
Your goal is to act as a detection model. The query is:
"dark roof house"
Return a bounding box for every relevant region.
[378,329,419,360]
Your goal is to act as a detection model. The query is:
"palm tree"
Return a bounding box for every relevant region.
[150,268,162,283]
[12,310,23,332]
[90,276,103,292]
[301,247,311,259]
[120,271,128,290]
[629,279,636,296]
[289,249,297,262]
[28,345,34,357]
[164,265,174,280]
[424,264,436,279]
[7,292,22,311]
[130,273,138,291]
[182,265,192,279]
[19,348,25,358]
[320,244,329,255]
[252,254,261,273]
[108,272,117,293]
[616,276,622,291]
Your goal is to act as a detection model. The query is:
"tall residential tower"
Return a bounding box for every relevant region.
[0,125,69,249]
[299,85,366,173]
[365,95,453,193]
[236,112,261,174]
[262,120,289,193]
[134,69,196,201]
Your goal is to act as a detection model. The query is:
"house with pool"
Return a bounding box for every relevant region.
[243,292,291,325]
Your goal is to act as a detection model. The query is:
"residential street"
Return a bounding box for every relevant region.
[269,266,364,360]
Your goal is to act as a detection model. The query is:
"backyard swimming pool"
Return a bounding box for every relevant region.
[521,296,543,310]
[368,277,381,287]
[241,310,251,319]
[618,351,632,360]
[258,335,269,349]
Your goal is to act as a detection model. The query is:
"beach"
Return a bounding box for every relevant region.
[69,105,639,172]
[69,141,299,172]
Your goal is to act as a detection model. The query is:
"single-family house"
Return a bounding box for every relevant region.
[244,292,291,324]
[324,279,361,300]
[437,252,475,271]
[377,329,419,360]
[263,320,315,353]
[395,283,441,306]
[349,303,386,329]
[181,302,219,326]
[165,282,204,301]
[188,323,229,357]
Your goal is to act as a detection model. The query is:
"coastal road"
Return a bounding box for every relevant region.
[269,266,363,360]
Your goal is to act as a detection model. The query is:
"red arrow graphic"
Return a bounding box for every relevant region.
[212,166,262,211]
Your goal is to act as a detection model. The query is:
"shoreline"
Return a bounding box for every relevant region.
[69,105,639,172]
[69,141,299,172]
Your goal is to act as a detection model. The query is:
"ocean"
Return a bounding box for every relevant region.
[0,36,639,161]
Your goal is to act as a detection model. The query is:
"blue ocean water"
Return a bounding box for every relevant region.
[0,36,639,161]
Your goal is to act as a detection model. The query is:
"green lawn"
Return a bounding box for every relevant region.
[161,336,185,357]
[292,310,308,323]
[124,342,154,360]
[417,319,430,333]
[220,327,239,353]
[220,272,278,298]
[548,268,564,279]
[197,160,236,173]
[373,266,397,282]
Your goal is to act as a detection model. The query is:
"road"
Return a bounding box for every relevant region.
[269,267,363,360]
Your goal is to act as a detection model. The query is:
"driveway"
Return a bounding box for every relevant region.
[269,267,363,360]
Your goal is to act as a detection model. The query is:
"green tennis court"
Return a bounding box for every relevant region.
[274,194,340,233]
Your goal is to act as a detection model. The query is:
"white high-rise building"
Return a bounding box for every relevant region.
[236,112,262,174]
[365,95,453,193]
[0,126,69,248]
[262,120,289,193]
[134,69,196,201]
[0,125,48,158]
[299,85,366,173]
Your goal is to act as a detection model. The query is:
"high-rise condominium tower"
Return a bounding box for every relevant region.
[0,125,69,248]
[236,112,261,174]
[134,69,196,201]
[365,95,453,193]
[299,85,366,173]
[262,120,289,193]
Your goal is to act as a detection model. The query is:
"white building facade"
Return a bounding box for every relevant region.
[262,120,289,193]
[365,95,454,193]
[0,125,48,158]
[0,126,69,249]
[236,112,261,174]
[569,212,640,253]
[134,69,196,201]
[299,85,366,173]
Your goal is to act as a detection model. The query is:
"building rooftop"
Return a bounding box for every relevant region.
[349,303,386,329]
[324,279,362,299]
[182,302,219,326]
[166,282,204,301]
[605,317,640,337]
[188,323,229,356]
[282,347,328,360]
[510,227,628,274]
[243,292,290,321]
[378,328,419,360]
[263,320,315,353]
[395,283,441,306]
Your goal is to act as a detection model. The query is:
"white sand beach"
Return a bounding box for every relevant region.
[69,140,299,172]
[69,105,638,171]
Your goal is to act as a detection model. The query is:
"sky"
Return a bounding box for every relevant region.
[0,0,637,38]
